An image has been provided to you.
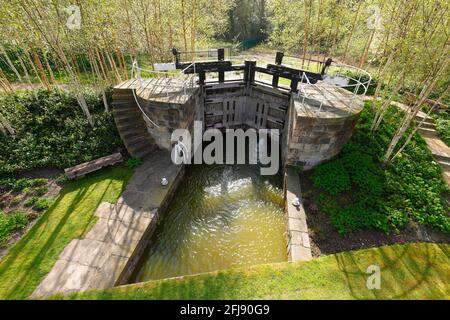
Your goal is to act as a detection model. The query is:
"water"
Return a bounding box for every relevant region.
[131,164,287,282]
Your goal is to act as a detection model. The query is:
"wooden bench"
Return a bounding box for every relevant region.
[64,152,123,180]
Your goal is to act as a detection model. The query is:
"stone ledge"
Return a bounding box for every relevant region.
[284,167,312,262]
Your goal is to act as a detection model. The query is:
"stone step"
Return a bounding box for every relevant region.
[415,114,434,123]
[116,119,143,131]
[120,127,149,140]
[418,127,437,137]
[113,107,141,116]
[128,139,154,156]
[433,152,450,163]
[133,146,155,159]
[418,121,436,129]
[112,94,135,102]
[113,86,136,94]
[113,111,141,122]
[437,159,450,170]
[112,100,137,108]
[126,135,150,146]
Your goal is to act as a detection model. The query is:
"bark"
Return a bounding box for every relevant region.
[30,44,52,91]
[0,45,22,82]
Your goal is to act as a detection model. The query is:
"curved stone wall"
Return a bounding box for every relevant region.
[285,85,363,170]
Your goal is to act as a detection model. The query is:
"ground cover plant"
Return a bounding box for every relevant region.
[434,111,450,146]
[310,103,449,235]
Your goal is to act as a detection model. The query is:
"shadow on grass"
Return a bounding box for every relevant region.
[0,165,132,299]
[335,243,447,299]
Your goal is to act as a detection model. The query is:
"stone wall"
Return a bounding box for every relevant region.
[138,89,200,151]
[285,95,362,170]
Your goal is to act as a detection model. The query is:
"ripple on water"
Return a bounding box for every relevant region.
[131,164,287,282]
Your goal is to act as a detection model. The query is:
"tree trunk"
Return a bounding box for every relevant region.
[391,87,449,161]
[30,44,52,91]
[383,57,449,163]
[0,45,22,82]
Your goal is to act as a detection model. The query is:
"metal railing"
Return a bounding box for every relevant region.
[295,62,372,116]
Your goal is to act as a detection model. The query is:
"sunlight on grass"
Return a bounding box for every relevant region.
[64,243,449,300]
[0,165,133,300]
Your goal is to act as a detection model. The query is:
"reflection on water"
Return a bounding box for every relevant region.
[131,164,287,282]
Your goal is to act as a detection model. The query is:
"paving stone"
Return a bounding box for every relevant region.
[84,218,123,244]
[32,260,99,297]
[59,239,111,268]
[288,217,308,233]
[289,244,312,262]
[95,202,120,220]
[92,255,130,288]
[289,230,303,246]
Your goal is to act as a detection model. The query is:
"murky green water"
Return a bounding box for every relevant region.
[131,164,287,282]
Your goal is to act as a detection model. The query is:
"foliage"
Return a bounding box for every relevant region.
[434,114,450,147]
[0,89,123,175]
[0,165,133,299]
[312,103,449,234]
[312,160,350,195]
[0,210,29,247]
[32,198,52,211]
[126,157,143,169]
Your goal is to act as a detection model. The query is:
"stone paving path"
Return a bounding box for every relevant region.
[32,150,183,297]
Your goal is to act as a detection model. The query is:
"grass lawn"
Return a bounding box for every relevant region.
[0,165,133,300]
[62,242,449,300]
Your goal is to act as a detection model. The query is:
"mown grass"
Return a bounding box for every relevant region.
[0,165,133,300]
[62,242,449,300]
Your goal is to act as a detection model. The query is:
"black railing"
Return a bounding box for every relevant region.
[172,48,333,92]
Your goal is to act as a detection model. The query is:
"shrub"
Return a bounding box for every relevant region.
[0,89,123,175]
[0,210,29,247]
[24,197,39,207]
[32,185,48,197]
[435,118,450,146]
[311,160,351,195]
[33,198,52,211]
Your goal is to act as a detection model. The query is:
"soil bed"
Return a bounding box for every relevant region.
[0,167,63,259]
[300,170,450,257]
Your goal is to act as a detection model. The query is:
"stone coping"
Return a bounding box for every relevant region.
[294,83,364,118]
[284,167,312,262]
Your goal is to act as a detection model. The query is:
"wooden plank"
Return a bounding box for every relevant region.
[64,153,123,179]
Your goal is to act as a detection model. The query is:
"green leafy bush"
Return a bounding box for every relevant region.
[33,198,52,211]
[312,104,449,235]
[435,118,450,146]
[0,89,123,176]
[0,210,29,247]
[24,197,39,207]
[32,185,48,197]
[312,160,351,195]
